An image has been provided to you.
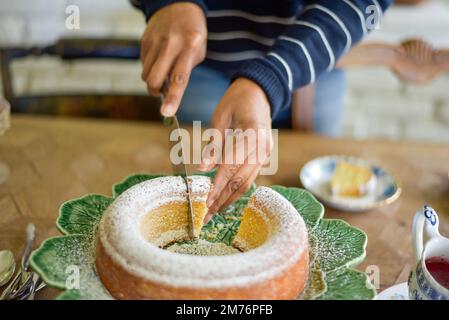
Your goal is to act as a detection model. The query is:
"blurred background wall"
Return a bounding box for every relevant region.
[0,0,448,143]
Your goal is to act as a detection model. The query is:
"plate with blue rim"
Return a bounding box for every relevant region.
[30,171,376,300]
[300,155,401,212]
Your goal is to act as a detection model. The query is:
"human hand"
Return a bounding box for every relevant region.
[140,3,207,116]
[198,78,273,222]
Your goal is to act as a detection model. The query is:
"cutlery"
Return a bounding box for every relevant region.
[33,276,46,293]
[0,250,15,287]
[12,272,40,300]
[21,224,35,271]
[0,224,35,300]
[6,272,44,300]
[6,271,34,300]
[161,81,195,239]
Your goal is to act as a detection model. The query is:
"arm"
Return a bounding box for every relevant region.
[204,0,394,216]
[233,0,394,118]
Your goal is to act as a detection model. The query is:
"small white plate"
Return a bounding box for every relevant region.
[376,282,409,300]
[299,156,401,212]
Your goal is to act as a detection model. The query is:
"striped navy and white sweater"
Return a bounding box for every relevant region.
[132,0,393,118]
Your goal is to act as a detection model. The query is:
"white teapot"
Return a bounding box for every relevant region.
[409,205,449,300]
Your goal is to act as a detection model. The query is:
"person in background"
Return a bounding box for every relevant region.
[132,0,393,220]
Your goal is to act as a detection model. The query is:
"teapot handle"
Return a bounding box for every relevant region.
[412,205,440,262]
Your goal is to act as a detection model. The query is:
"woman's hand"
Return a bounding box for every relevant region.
[140,3,207,116]
[199,78,273,222]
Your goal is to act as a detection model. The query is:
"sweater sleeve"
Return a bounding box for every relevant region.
[233,0,394,118]
[131,0,207,21]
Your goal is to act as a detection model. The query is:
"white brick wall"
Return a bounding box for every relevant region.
[0,0,448,143]
[9,57,146,95]
[0,0,146,94]
[340,1,449,143]
[343,69,449,142]
[0,0,144,46]
[435,100,449,124]
[366,1,449,48]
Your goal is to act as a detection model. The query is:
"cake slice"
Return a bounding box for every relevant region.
[330,162,375,197]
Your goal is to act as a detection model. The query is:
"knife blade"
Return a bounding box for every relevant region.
[161,81,195,239]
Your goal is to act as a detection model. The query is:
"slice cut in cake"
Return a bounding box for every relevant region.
[329,162,376,197]
[139,176,211,247]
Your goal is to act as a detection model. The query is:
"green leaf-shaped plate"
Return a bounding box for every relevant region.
[319,268,375,300]
[57,195,113,236]
[30,173,375,300]
[270,185,324,230]
[309,219,367,272]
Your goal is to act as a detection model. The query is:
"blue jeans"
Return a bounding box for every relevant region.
[177,65,346,137]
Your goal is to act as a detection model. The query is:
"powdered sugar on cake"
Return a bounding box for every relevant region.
[99,176,308,289]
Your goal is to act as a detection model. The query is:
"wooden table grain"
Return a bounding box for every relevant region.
[1,115,448,299]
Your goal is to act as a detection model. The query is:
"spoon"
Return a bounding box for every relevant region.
[7,271,34,300]
[3,271,45,300]
[0,224,35,299]
[0,250,15,287]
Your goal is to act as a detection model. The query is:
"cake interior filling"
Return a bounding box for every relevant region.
[139,201,273,256]
[166,240,241,256]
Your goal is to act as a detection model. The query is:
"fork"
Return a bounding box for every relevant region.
[0,224,35,300]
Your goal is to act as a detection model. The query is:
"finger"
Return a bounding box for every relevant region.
[203,144,263,224]
[207,136,246,208]
[221,164,261,209]
[210,102,232,142]
[206,163,260,218]
[206,122,272,217]
[206,162,241,209]
[204,164,244,224]
[203,212,214,224]
[197,162,216,172]
[160,52,195,117]
[146,39,180,96]
[206,166,259,225]
[206,129,252,210]
[140,33,150,62]
[205,129,246,207]
[198,104,232,172]
[141,43,158,84]
[197,140,220,172]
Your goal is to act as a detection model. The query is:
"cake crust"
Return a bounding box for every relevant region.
[96,177,309,300]
[96,239,308,300]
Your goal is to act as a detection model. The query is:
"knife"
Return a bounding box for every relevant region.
[161,81,195,239]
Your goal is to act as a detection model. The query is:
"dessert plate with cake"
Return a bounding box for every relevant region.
[300,156,401,212]
[30,172,375,300]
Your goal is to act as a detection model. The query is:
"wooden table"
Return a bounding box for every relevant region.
[1,115,448,299]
